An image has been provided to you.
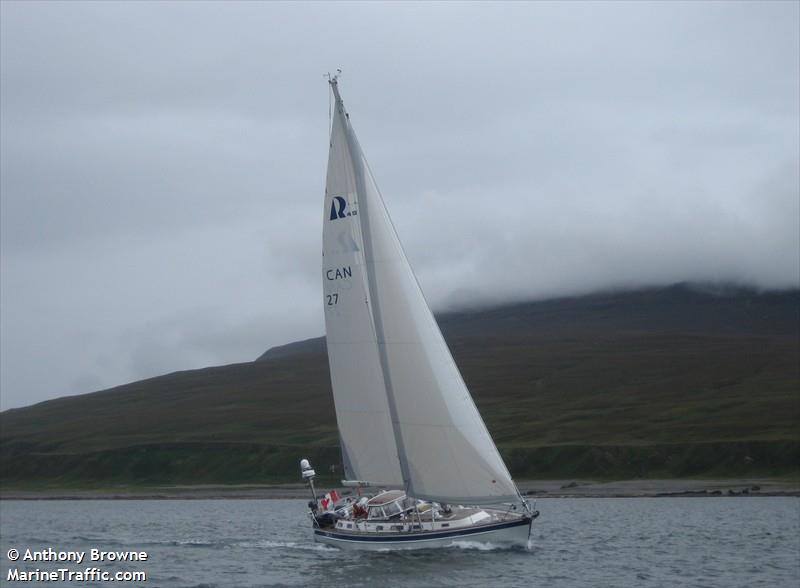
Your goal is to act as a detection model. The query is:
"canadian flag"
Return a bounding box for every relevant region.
[320,490,340,511]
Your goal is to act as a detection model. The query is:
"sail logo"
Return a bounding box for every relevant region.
[329,196,357,221]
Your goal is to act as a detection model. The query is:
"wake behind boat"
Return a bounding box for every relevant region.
[300,74,538,550]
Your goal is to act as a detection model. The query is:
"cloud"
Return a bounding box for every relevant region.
[1,1,797,409]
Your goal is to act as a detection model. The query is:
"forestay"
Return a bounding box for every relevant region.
[323,80,519,504]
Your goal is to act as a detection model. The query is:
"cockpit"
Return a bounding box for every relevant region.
[365,490,416,520]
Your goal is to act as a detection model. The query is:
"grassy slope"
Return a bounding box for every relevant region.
[2,285,798,486]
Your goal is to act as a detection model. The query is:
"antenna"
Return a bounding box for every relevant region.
[324,69,343,134]
[325,69,343,134]
[324,68,343,85]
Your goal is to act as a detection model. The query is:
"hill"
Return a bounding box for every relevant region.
[2,284,798,487]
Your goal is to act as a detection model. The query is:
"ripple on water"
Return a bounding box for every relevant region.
[0,498,798,588]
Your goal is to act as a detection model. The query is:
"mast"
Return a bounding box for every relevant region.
[328,77,413,492]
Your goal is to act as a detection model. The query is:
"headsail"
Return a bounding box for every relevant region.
[324,79,519,504]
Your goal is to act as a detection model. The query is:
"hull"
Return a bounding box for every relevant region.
[313,516,532,551]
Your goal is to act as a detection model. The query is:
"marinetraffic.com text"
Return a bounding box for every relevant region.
[5,547,148,583]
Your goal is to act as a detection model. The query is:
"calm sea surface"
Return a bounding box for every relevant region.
[1,498,798,587]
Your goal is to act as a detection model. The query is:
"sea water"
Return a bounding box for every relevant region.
[1,497,797,587]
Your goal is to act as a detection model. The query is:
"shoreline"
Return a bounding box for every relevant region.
[2,478,797,500]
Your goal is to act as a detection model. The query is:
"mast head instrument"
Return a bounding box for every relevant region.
[325,69,342,86]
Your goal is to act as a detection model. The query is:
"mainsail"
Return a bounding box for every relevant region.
[323,79,519,504]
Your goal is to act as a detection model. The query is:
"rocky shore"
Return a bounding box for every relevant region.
[516,478,799,498]
[2,478,797,500]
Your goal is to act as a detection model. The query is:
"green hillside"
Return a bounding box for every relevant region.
[2,284,798,487]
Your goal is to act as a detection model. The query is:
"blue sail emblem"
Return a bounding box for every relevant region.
[329,196,348,220]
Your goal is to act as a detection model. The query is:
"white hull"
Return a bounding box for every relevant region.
[313,516,532,551]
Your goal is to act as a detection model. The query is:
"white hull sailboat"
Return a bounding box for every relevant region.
[300,74,537,550]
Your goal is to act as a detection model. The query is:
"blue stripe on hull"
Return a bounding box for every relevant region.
[314,516,531,543]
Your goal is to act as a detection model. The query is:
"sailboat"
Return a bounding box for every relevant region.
[300,74,538,550]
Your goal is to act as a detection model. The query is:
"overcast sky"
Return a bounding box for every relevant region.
[1,1,798,410]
